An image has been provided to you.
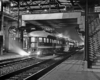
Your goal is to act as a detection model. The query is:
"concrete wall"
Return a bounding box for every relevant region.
[3,20,18,51]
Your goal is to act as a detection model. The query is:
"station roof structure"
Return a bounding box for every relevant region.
[21,12,80,33]
[2,0,100,42]
[6,0,100,14]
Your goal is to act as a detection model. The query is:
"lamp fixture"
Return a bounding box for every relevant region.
[10,2,14,7]
[44,9,48,12]
[26,9,29,13]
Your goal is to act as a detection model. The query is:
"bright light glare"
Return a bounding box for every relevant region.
[36,51,41,55]
[78,42,84,45]
[28,51,31,54]
[0,2,1,11]
[9,38,30,56]
[26,10,29,13]
[10,3,14,6]
[44,9,47,12]
[19,50,30,56]
[69,43,74,45]
[57,34,63,38]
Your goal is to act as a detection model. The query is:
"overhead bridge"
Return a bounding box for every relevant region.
[21,12,85,32]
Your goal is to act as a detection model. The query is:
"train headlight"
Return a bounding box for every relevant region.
[28,51,31,55]
[36,51,41,55]
[19,50,30,56]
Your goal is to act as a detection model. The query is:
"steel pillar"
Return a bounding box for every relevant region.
[17,1,20,42]
[0,0,4,55]
[85,0,91,68]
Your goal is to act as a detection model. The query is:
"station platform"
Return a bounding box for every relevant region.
[38,52,100,80]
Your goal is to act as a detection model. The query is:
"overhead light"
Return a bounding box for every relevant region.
[26,10,29,13]
[44,9,48,12]
[10,2,14,7]
[57,33,63,38]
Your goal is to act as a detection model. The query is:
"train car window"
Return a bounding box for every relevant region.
[47,38,49,43]
[57,41,59,44]
[31,43,36,47]
[31,37,35,42]
[39,37,42,42]
[44,38,46,43]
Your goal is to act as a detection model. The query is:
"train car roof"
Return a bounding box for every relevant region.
[28,31,53,37]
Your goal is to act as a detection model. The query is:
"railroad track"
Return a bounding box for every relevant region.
[0,51,76,80]
[24,51,79,80]
[0,57,46,77]
[0,56,35,68]
[0,59,51,80]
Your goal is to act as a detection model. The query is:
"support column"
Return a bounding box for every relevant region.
[85,0,91,68]
[16,1,20,42]
[20,30,23,48]
[0,0,4,55]
[4,21,10,53]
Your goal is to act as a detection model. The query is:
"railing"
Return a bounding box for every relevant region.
[89,14,100,67]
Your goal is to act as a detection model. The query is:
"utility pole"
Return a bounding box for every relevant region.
[0,0,4,55]
[17,1,23,48]
[85,0,90,68]
[17,1,21,43]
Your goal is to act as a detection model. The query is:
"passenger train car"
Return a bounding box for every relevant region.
[3,26,77,56]
[23,30,76,56]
